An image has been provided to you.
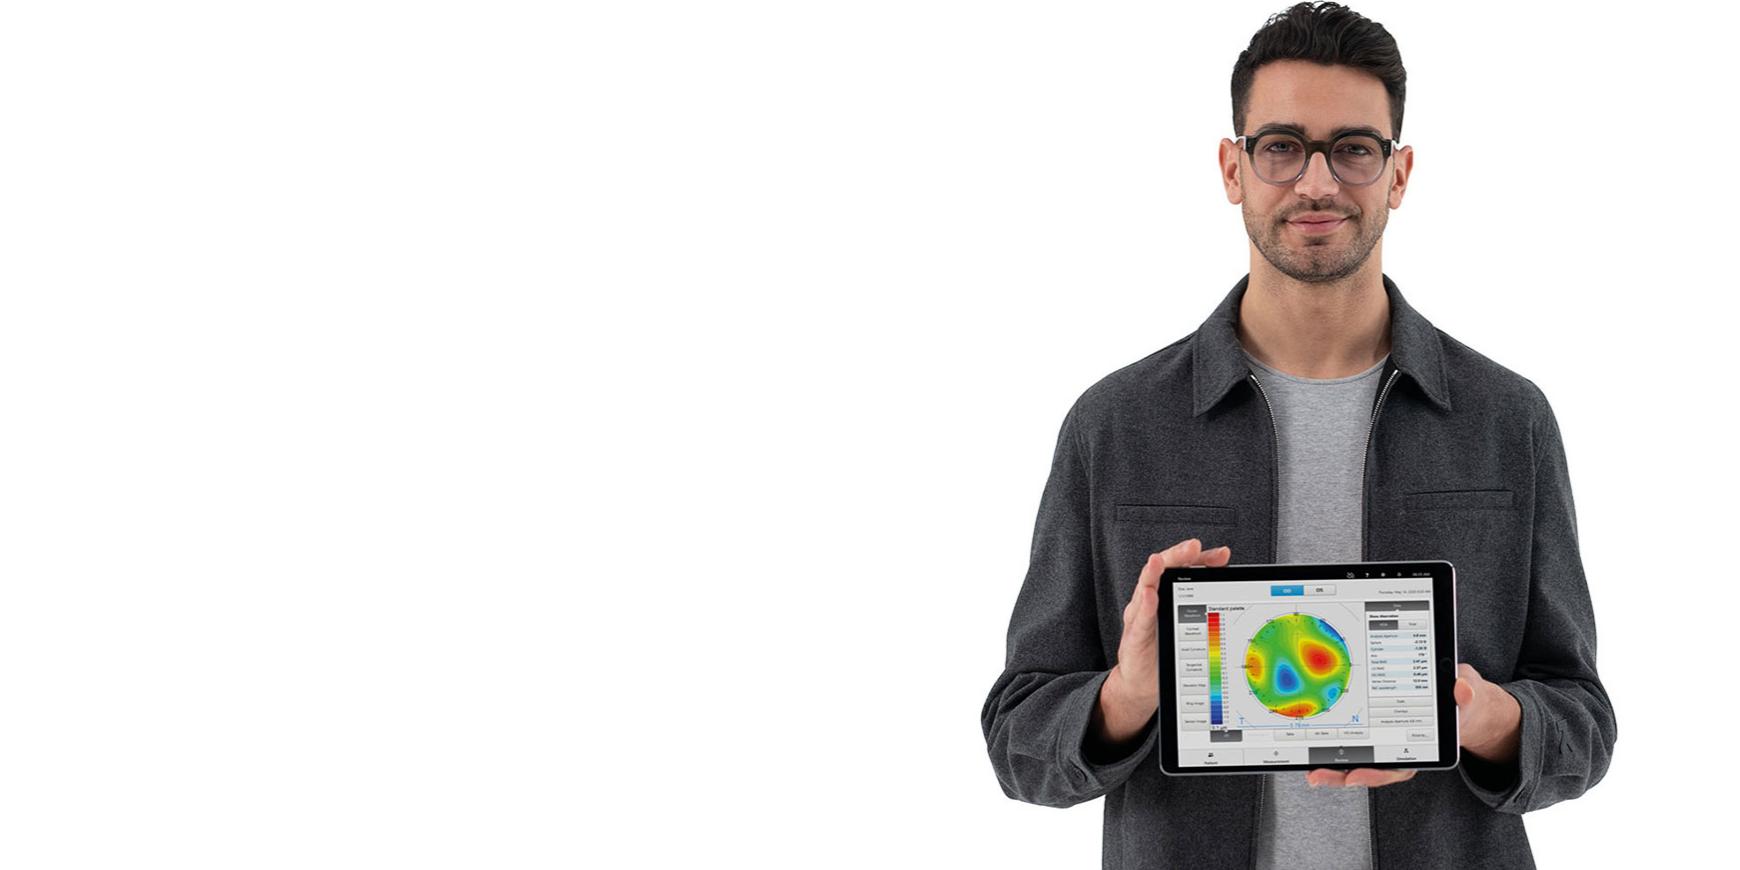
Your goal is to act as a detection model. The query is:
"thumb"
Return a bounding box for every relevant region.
[1136,581,1158,634]
[1454,677,1474,707]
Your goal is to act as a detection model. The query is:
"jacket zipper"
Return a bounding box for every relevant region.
[1360,367,1401,560]
[1246,370,1278,870]
[1248,370,1281,568]
[1245,365,1400,870]
[1358,366,1400,870]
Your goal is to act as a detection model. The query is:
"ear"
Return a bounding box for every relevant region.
[1387,144,1414,209]
[1221,138,1245,205]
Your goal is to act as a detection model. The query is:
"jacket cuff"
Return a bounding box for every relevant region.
[1457,680,1539,812]
[1058,669,1158,793]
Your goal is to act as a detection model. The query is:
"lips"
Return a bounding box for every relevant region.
[1289,216,1347,234]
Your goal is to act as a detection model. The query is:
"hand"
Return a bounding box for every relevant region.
[1454,662,1522,764]
[1098,538,1231,740]
[1305,767,1416,788]
[1307,662,1522,788]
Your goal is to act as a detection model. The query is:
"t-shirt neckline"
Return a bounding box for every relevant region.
[1242,349,1390,385]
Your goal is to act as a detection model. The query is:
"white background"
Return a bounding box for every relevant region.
[0,1,1731,867]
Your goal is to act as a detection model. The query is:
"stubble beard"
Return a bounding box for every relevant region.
[1244,198,1388,284]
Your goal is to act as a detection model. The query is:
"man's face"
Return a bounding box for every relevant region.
[1220,60,1414,283]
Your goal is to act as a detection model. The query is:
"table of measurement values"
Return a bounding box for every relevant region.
[1364,601,1437,734]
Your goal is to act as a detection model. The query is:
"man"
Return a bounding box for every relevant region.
[979,3,1616,868]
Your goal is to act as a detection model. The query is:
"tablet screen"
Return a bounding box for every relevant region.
[1172,572,1442,769]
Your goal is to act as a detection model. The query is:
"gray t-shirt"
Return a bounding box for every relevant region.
[1242,348,1389,870]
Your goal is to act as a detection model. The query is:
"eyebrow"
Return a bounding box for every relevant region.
[1252,122,1387,138]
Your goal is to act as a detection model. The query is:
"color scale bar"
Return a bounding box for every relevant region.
[1208,611,1222,724]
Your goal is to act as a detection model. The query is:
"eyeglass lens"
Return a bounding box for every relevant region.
[1251,133,1386,185]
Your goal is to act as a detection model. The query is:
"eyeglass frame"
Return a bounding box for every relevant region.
[1233,130,1400,187]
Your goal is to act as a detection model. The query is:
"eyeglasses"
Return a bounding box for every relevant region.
[1234,131,1398,187]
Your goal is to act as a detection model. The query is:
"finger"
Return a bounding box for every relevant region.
[1358,768,1415,787]
[1344,768,1417,788]
[1132,550,1166,606]
[1135,539,1204,632]
[1194,543,1233,567]
[1306,769,1347,788]
[1134,538,1202,605]
[1136,562,1174,631]
[1161,536,1204,566]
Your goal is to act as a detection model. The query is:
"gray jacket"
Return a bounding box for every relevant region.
[980,274,1617,869]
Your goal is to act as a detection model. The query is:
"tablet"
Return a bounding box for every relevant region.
[1156,560,1459,776]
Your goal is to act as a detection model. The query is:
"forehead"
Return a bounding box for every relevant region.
[1246,59,1392,138]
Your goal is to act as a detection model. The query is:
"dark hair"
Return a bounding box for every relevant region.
[1231,2,1407,141]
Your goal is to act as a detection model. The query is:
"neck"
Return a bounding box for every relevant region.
[1237,248,1392,379]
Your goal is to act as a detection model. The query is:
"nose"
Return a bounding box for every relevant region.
[1294,151,1340,198]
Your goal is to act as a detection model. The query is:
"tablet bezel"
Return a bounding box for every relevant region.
[1156,559,1459,776]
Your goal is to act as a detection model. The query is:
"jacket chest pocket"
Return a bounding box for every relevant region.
[1397,488,1527,668]
[1398,489,1518,553]
[1106,504,1239,590]
[1114,503,1238,526]
[1403,488,1514,511]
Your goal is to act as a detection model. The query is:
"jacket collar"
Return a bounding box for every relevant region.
[1191,272,1453,417]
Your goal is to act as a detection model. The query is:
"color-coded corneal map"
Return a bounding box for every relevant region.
[1243,613,1352,719]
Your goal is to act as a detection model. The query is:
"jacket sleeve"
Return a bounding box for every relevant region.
[1459,392,1618,813]
[980,401,1158,809]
